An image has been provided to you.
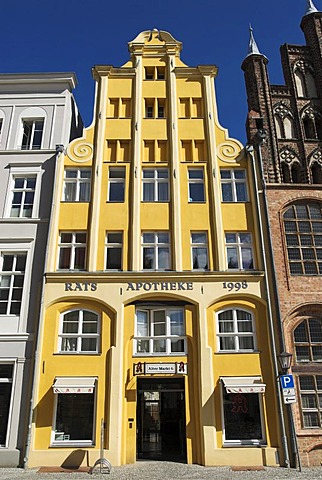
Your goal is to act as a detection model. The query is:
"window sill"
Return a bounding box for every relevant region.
[226,268,255,272]
[50,442,95,448]
[56,269,87,272]
[54,352,100,355]
[297,429,322,436]
[2,217,40,221]
[223,441,266,448]
[221,201,249,204]
[133,353,187,357]
[215,350,260,354]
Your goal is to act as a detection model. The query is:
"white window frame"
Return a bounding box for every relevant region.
[134,307,187,356]
[142,168,169,202]
[188,168,205,202]
[216,308,257,352]
[191,232,209,270]
[142,232,171,270]
[5,165,42,219]
[220,382,266,446]
[58,309,100,354]
[225,232,255,270]
[0,252,27,316]
[19,118,44,150]
[57,232,87,270]
[220,169,248,202]
[105,232,123,270]
[51,381,97,446]
[62,168,91,202]
[107,167,125,202]
[0,362,15,448]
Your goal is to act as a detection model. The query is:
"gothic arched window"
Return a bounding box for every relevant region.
[295,69,306,98]
[283,202,322,275]
[311,163,322,184]
[274,103,295,139]
[291,163,301,183]
[294,61,318,98]
[294,317,322,362]
[303,115,316,139]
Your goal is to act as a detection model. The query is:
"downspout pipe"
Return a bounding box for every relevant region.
[245,135,290,468]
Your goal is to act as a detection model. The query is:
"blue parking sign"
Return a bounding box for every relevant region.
[280,374,294,389]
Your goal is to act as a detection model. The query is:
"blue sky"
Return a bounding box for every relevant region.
[2,0,317,142]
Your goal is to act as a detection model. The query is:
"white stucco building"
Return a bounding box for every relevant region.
[0,73,83,466]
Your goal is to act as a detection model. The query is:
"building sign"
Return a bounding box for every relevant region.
[64,281,193,293]
[65,282,97,292]
[280,374,296,404]
[127,282,193,292]
[133,362,187,375]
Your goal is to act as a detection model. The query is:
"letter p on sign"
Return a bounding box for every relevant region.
[280,374,294,389]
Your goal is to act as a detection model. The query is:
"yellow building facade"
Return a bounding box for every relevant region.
[28,30,283,468]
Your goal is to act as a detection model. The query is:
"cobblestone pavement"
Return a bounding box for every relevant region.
[1,462,322,480]
[0,461,322,480]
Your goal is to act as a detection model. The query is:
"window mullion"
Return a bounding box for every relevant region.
[7,272,15,315]
[76,178,80,202]
[154,176,158,201]
[78,311,83,351]
[233,310,238,350]
[30,121,36,147]
[20,190,26,218]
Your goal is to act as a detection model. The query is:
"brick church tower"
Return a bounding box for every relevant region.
[242,0,322,467]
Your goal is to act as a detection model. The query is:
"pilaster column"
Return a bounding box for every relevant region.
[88,67,111,271]
[168,52,182,271]
[130,54,143,271]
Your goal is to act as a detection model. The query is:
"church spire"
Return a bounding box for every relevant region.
[304,0,319,15]
[246,25,263,57]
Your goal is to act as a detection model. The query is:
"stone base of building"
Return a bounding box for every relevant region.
[27,446,280,469]
[205,447,279,467]
[27,449,116,469]
[297,435,322,467]
[0,449,20,467]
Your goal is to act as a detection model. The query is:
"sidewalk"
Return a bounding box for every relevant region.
[1,462,322,480]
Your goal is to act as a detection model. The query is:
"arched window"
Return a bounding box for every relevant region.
[283,116,295,139]
[217,308,256,351]
[281,163,291,183]
[295,69,306,97]
[311,163,322,184]
[306,70,318,98]
[275,115,284,138]
[16,106,46,150]
[58,309,100,353]
[280,148,301,183]
[294,63,318,98]
[294,318,322,362]
[283,202,322,275]
[303,115,316,139]
[291,163,301,183]
[316,116,322,140]
[294,317,322,428]
[274,103,295,139]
